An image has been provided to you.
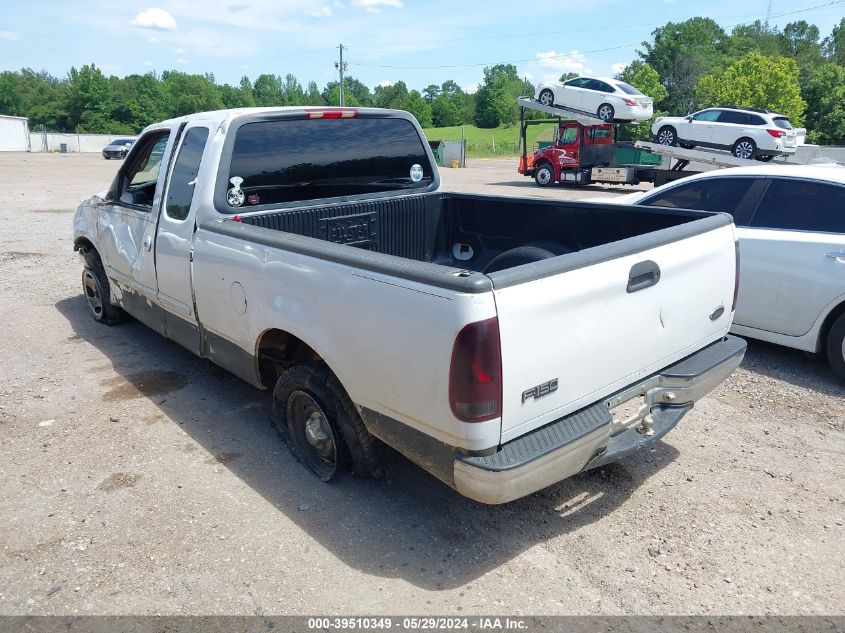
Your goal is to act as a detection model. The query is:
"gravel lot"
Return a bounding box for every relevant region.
[0,152,843,616]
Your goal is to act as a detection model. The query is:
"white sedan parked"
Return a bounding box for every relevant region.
[534,76,653,123]
[607,165,845,379]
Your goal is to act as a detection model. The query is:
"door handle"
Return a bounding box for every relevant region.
[143,234,152,251]
[826,253,845,263]
[627,260,661,293]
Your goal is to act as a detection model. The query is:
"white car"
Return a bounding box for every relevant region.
[534,76,653,123]
[651,106,798,161]
[609,165,845,379]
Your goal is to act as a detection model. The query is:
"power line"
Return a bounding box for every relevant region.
[346,0,845,70]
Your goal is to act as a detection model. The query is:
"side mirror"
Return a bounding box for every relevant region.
[686,115,693,121]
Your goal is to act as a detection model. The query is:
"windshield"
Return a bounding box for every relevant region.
[614,82,643,96]
[773,117,793,130]
[112,139,134,145]
[223,116,433,210]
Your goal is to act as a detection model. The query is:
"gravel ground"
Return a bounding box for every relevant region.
[0,153,843,616]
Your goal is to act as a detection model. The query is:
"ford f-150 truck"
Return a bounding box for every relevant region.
[73,106,746,504]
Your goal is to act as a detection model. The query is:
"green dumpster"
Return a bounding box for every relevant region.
[428,140,445,166]
[613,142,662,166]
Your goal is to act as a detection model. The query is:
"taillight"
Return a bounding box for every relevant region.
[449,317,502,422]
[732,240,741,312]
[305,109,358,119]
[766,129,785,138]
[622,98,636,106]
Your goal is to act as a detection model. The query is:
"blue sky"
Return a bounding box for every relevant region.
[1,0,843,92]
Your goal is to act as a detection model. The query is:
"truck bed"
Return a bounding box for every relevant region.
[231,192,717,286]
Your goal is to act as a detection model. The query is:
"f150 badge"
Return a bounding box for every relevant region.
[522,378,559,404]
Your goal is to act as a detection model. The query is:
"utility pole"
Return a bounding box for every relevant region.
[334,44,347,106]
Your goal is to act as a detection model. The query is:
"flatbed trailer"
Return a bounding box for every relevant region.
[517,97,766,188]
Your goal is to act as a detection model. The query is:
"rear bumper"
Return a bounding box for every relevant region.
[453,335,746,504]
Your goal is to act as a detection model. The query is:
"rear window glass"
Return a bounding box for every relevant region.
[615,82,643,96]
[223,117,432,209]
[773,117,793,130]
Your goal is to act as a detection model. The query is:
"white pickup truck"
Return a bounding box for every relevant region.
[73,106,746,504]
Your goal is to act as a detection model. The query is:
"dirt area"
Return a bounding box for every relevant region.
[0,152,842,616]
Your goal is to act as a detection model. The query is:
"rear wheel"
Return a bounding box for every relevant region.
[597,103,615,122]
[732,138,757,160]
[825,313,845,381]
[656,126,677,146]
[272,364,383,480]
[538,89,554,107]
[534,163,554,187]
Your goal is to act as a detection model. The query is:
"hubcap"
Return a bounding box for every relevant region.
[658,130,674,145]
[537,168,551,185]
[83,270,103,317]
[599,106,612,121]
[288,390,338,480]
[735,142,753,159]
[540,91,552,106]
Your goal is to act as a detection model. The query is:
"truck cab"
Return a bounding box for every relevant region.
[527,121,616,186]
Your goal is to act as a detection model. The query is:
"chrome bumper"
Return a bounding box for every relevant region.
[453,335,746,504]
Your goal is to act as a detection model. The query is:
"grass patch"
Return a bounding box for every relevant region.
[421,124,557,157]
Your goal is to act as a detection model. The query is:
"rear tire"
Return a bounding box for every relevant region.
[597,103,615,122]
[82,250,126,325]
[825,313,845,381]
[656,126,677,146]
[534,163,554,187]
[538,89,554,107]
[272,364,383,480]
[732,138,757,160]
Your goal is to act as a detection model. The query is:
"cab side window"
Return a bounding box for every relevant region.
[121,131,170,209]
[750,179,845,233]
[165,127,210,221]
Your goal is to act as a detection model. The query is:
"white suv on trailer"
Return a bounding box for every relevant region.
[651,106,798,161]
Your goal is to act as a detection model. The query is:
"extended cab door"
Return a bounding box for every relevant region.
[154,124,211,353]
[97,129,173,332]
[735,178,845,337]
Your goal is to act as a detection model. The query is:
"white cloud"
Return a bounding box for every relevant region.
[530,49,592,82]
[462,82,480,95]
[144,60,153,66]
[309,6,332,17]
[176,58,191,64]
[351,0,403,11]
[377,79,393,87]
[175,47,186,53]
[148,36,160,44]
[611,62,627,75]
[240,64,250,69]
[131,8,177,31]
[0,30,21,41]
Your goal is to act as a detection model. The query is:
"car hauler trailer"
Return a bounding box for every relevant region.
[516,97,752,188]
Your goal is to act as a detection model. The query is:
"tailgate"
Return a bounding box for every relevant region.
[491,222,736,443]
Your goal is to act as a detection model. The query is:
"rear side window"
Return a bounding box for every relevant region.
[566,78,590,88]
[641,177,755,216]
[587,80,613,93]
[718,111,751,125]
[749,114,766,125]
[773,117,793,130]
[750,179,845,233]
[223,117,432,209]
[615,82,642,95]
[166,127,209,221]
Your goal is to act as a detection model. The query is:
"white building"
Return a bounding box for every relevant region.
[0,115,30,151]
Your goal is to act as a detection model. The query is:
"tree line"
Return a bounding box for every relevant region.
[0,17,842,143]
